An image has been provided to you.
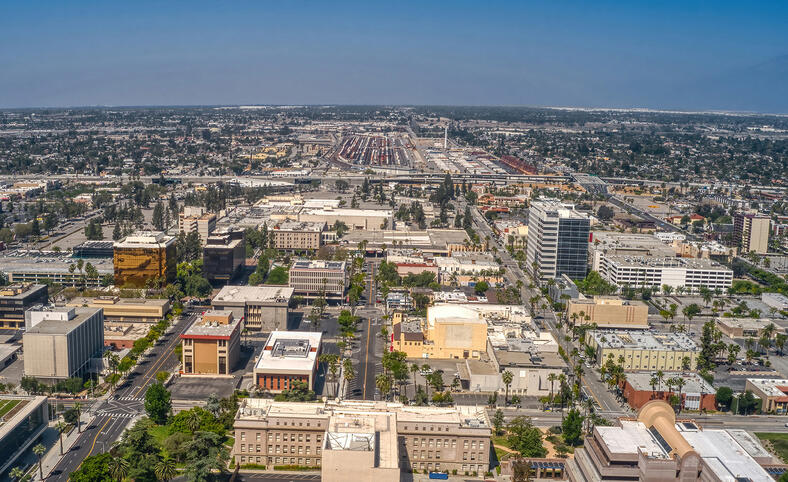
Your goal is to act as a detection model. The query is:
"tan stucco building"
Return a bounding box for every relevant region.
[391,304,488,359]
[272,221,325,251]
[233,399,491,476]
[67,296,170,323]
[180,310,241,376]
[566,296,649,329]
[587,330,700,371]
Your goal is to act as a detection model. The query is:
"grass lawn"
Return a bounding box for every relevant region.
[755,433,788,463]
[148,424,170,447]
[0,400,21,418]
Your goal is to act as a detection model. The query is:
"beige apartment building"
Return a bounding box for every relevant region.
[734,213,770,255]
[566,296,649,329]
[587,330,699,371]
[272,221,326,251]
[179,206,217,245]
[233,399,491,477]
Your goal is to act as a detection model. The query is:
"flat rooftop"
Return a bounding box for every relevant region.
[0,283,47,299]
[745,378,788,398]
[678,426,772,481]
[274,221,325,232]
[589,330,698,351]
[343,228,469,249]
[626,371,714,394]
[255,330,322,373]
[213,285,294,304]
[598,420,669,458]
[25,307,102,335]
[603,255,731,270]
[182,311,240,339]
[68,296,170,308]
[717,318,781,332]
[531,199,589,220]
[291,259,346,271]
[114,231,175,249]
[0,251,113,274]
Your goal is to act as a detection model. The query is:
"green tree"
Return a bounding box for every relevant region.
[70,453,113,482]
[152,202,165,230]
[492,409,505,436]
[144,382,172,424]
[474,280,489,295]
[507,416,547,458]
[562,408,584,445]
[56,420,68,455]
[183,431,229,482]
[716,386,733,411]
[33,443,46,480]
[267,266,289,284]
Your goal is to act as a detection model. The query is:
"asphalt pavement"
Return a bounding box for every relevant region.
[47,310,197,481]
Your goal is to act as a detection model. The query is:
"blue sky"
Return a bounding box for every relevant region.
[1,1,786,111]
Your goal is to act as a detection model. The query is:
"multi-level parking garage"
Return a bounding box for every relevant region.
[336,134,415,167]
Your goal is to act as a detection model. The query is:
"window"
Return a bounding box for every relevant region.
[241,444,246,452]
[464,440,469,449]
[241,432,246,441]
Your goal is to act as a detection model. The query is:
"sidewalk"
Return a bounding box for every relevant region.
[41,410,95,479]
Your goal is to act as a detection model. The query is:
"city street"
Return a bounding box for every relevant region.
[47,310,196,480]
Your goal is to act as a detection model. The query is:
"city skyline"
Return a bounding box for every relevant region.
[1,1,786,112]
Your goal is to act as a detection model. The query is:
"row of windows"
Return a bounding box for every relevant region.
[240,431,321,442]
[239,456,320,466]
[239,444,321,455]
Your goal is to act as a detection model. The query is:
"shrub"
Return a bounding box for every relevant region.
[240,464,267,470]
[273,465,320,471]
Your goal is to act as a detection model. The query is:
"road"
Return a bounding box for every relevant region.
[461,198,624,416]
[48,310,197,480]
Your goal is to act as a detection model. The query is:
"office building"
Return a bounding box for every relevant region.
[104,322,150,350]
[597,254,733,292]
[289,259,347,301]
[203,229,246,285]
[72,240,114,258]
[233,398,491,476]
[211,285,293,331]
[588,232,675,272]
[391,304,530,360]
[0,396,49,479]
[568,400,777,482]
[620,371,716,411]
[586,330,699,371]
[67,296,170,323]
[0,251,113,289]
[734,213,771,254]
[566,296,649,329]
[0,283,48,330]
[253,331,322,392]
[744,379,788,414]
[180,310,241,376]
[526,200,590,281]
[297,206,392,231]
[22,307,104,383]
[272,221,326,251]
[113,231,176,287]
[179,206,217,245]
[716,318,782,339]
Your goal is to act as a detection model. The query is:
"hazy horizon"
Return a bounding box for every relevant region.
[2,1,787,112]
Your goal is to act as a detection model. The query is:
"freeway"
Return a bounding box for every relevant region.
[48,310,197,481]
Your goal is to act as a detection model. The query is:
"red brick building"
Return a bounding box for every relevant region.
[621,372,717,412]
[253,331,322,392]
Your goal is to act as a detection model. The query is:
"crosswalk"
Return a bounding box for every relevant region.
[114,396,144,402]
[96,411,137,419]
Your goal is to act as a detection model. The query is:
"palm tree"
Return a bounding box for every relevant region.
[56,420,69,455]
[186,409,201,433]
[9,467,24,482]
[548,373,557,404]
[33,443,46,480]
[674,378,686,413]
[108,457,129,481]
[656,370,664,392]
[376,374,392,401]
[650,377,659,400]
[410,364,420,399]
[74,401,83,433]
[502,370,514,405]
[155,457,177,481]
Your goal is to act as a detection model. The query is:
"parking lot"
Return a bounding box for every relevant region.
[168,375,239,400]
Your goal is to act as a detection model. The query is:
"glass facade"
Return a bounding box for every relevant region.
[113,244,176,287]
[556,218,590,280]
[0,399,48,476]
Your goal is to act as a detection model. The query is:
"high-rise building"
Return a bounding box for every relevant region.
[526,200,590,280]
[734,213,770,254]
[22,307,104,383]
[113,231,176,287]
[0,283,48,330]
[203,228,246,285]
[179,206,217,246]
